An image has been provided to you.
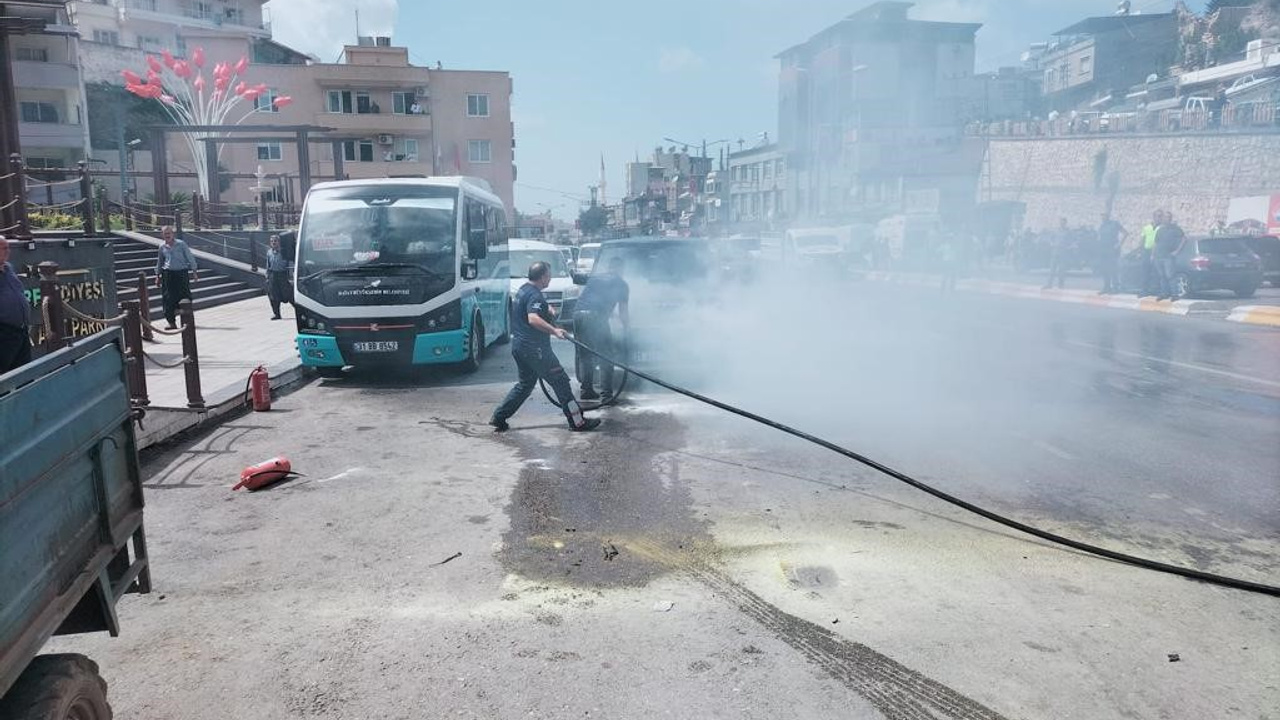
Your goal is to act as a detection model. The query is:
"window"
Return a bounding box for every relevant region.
[775,159,785,176]
[355,92,377,114]
[403,138,419,161]
[92,30,120,46]
[1079,56,1092,76]
[175,35,187,57]
[328,90,353,114]
[20,102,59,123]
[342,140,375,162]
[467,93,489,117]
[225,7,243,24]
[468,140,491,163]
[255,89,279,112]
[392,91,417,115]
[16,47,48,62]
[137,36,163,50]
[763,161,773,180]
[187,1,214,20]
[256,142,282,161]
[130,0,157,10]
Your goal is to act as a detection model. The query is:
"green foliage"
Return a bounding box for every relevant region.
[28,212,82,230]
[85,82,173,151]
[578,204,608,236]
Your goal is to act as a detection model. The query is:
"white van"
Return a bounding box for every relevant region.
[508,239,574,314]
[575,242,601,274]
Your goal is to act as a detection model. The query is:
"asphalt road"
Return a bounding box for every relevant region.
[50,282,1279,719]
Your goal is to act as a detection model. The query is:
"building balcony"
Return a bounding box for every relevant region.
[13,61,80,90]
[316,111,432,134]
[116,5,271,37]
[19,122,85,150]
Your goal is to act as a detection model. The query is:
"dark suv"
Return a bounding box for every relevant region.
[1120,235,1264,298]
[1242,235,1280,287]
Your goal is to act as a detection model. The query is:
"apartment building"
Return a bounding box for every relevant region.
[4,2,90,173]
[726,144,787,225]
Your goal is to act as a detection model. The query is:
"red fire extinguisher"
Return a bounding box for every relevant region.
[248,365,271,411]
[233,456,293,491]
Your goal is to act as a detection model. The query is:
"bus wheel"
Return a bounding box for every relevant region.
[461,315,484,373]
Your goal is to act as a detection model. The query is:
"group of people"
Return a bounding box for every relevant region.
[489,257,629,434]
[154,227,295,326]
[1031,210,1186,298]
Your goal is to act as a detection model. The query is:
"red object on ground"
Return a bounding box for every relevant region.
[234,457,292,491]
[249,365,271,411]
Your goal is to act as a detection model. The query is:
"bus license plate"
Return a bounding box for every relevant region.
[353,341,399,353]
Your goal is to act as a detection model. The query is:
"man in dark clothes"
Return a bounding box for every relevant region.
[1153,210,1187,300]
[490,261,601,432]
[1043,218,1070,289]
[1096,212,1128,294]
[0,240,33,374]
[572,257,629,400]
[265,234,293,320]
[154,225,198,329]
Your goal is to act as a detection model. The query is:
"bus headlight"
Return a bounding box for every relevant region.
[420,299,462,332]
[297,309,333,335]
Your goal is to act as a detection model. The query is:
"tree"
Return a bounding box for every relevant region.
[578,204,608,236]
[85,82,173,151]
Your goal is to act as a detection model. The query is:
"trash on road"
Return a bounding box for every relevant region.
[653,601,674,612]
[432,552,463,567]
[602,542,619,561]
[1168,653,1181,663]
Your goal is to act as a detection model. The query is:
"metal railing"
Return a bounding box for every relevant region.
[965,103,1280,138]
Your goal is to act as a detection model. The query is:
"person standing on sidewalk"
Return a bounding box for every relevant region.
[1043,218,1069,289]
[1139,210,1161,297]
[490,261,600,433]
[0,240,33,374]
[265,234,293,320]
[1153,211,1187,300]
[1096,213,1127,294]
[154,225,198,330]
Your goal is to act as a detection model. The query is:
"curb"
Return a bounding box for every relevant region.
[861,271,1248,320]
[136,361,310,450]
[1227,305,1280,327]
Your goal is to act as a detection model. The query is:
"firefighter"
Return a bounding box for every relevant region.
[490,261,601,432]
[572,257,629,400]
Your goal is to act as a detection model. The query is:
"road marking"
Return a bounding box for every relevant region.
[1034,440,1075,461]
[1067,341,1280,389]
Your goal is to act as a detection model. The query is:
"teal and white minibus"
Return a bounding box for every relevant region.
[292,177,509,377]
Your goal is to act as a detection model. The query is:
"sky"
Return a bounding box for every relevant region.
[264,0,1213,219]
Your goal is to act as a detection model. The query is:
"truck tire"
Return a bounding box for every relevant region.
[460,314,484,374]
[0,654,112,720]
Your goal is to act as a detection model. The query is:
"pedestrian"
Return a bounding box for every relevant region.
[1153,210,1186,300]
[1096,212,1127,294]
[1139,210,1161,297]
[1043,218,1069,289]
[0,240,33,374]
[490,261,601,433]
[265,234,293,320]
[572,257,629,400]
[153,225,198,329]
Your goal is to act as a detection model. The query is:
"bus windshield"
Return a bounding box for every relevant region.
[509,250,569,278]
[299,186,458,280]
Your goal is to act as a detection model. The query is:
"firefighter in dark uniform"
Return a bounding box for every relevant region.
[490,261,601,432]
[572,257,629,400]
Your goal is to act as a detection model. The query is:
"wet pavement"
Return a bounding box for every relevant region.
[49,281,1279,719]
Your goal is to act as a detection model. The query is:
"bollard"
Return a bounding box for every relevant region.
[136,271,154,341]
[8,154,31,240]
[121,301,150,406]
[78,161,95,237]
[37,261,66,352]
[178,300,204,408]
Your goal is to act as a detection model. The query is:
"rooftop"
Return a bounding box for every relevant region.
[1053,13,1173,37]
[776,1,980,58]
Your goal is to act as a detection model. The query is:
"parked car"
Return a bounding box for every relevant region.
[1119,235,1264,298]
[1242,235,1280,287]
[574,242,601,274]
[508,239,575,314]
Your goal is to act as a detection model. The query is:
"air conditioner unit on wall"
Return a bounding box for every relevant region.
[377,134,394,145]
[415,87,429,97]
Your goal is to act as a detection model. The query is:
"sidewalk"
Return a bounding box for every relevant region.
[861,264,1280,327]
[136,295,304,447]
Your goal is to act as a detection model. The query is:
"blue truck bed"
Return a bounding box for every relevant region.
[0,329,150,702]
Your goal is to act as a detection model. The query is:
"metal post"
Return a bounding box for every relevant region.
[136,270,154,342]
[97,186,110,234]
[150,127,169,207]
[249,232,259,271]
[204,139,220,204]
[174,206,183,235]
[121,301,149,406]
[8,154,30,239]
[37,261,66,352]
[78,160,94,237]
[258,190,268,231]
[178,300,204,408]
[123,190,134,231]
[297,130,312,195]
[192,192,202,229]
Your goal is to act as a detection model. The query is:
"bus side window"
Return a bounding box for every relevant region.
[465,199,487,260]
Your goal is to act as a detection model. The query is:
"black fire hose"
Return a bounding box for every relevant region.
[539,332,631,410]
[561,335,1280,598]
